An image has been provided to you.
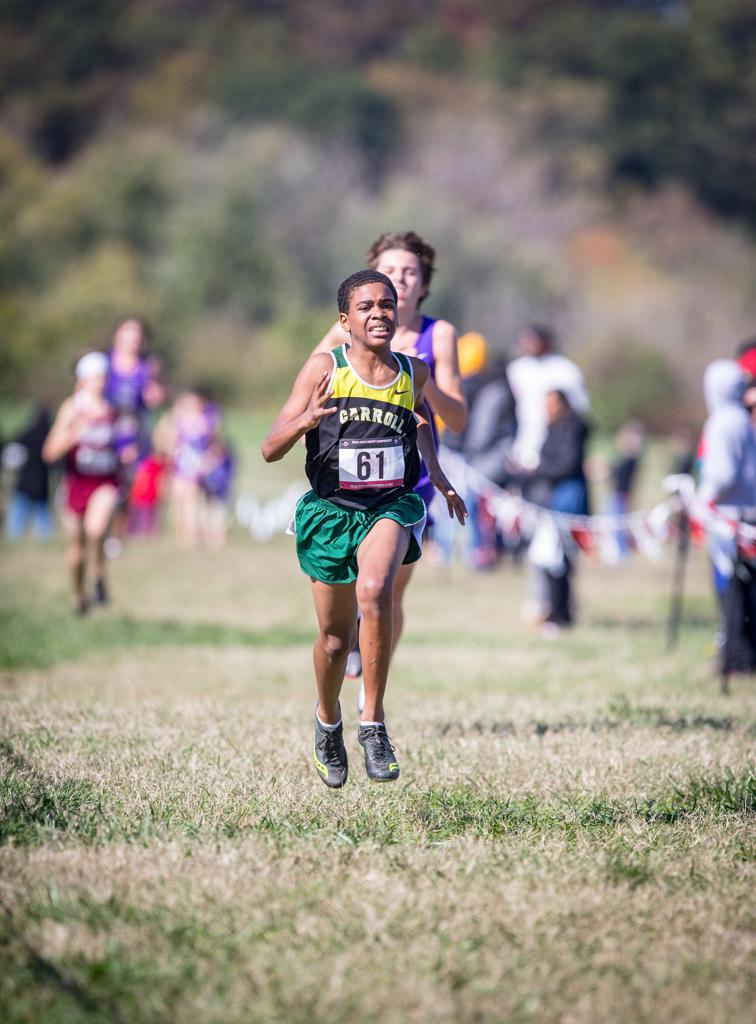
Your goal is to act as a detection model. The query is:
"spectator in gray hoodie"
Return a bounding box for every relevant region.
[699,358,756,685]
[699,359,756,514]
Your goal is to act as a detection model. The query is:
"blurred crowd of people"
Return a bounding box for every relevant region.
[1,318,236,613]
[436,323,629,634]
[433,325,756,672]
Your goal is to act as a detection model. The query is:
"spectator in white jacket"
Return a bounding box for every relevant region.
[507,325,590,622]
[507,325,590,470]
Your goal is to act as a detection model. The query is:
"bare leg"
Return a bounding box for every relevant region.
[110,500,129,545]
[63,511,86,609]
[309,579,358,725]
[173,477,200,545]
[391,561,415,657]
[84,485,119,591]
[356,518,410,723]
[203,497,228,549]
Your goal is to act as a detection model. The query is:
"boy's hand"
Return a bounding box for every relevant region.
[70,413,88,444]
[302,372,337,431]
[429,469,468,525]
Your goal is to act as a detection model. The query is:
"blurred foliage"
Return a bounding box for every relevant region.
[586,343,680,433]
[1,0,755,430]
[491,0,756,226]
[4,1,754,221]
[219,51,399,174]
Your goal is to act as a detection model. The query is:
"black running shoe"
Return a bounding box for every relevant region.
[358,723,400,782]
[94,578,109,606]
[314,716,348,789]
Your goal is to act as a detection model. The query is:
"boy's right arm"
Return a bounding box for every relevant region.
[261,354,337,463]
[41,399,78,464]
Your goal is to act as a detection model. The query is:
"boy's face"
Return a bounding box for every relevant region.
[518,330,548,358]
[372,248,426,310]
[114,319,144,356]
[339,283,397,348]
[79,373,106,400]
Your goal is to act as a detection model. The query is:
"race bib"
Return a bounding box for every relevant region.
[338,437,404,491]
[75,446,118,476]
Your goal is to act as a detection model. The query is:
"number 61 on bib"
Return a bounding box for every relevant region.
[338,437,405,491]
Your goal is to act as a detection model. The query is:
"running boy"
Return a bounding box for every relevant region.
[313,231,467,684]
[262,270,467,787]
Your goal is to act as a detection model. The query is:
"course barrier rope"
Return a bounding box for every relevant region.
[235,482,306,541]
[235,457,756,565]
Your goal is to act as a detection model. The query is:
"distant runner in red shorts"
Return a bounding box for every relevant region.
[43,352,121,614]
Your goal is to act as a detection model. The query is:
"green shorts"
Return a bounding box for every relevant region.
[293,490,427,585]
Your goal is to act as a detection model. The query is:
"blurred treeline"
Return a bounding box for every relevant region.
[2,0,756,429]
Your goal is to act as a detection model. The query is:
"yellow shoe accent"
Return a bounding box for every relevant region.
[314,747,329,778]
[388,763,399,772]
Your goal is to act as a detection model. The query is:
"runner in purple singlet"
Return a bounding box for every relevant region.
[105,318,165,554]
[313,232,467,692]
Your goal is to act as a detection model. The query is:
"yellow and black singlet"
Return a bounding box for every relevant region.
[305,345,420,511]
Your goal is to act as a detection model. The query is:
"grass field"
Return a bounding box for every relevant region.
[1,435,754,1023]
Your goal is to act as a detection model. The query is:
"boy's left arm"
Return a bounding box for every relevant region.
[424,320,467,433]
[411,359,467,525]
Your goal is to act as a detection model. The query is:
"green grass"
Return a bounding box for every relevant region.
[0,599,312,671]
[2,731,751,848]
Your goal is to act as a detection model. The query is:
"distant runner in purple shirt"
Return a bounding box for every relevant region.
[105,318,165,554]
[106,318,164,462]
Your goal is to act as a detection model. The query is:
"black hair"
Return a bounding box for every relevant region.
[337,270,397,314]
[736,337,756,357]
[549,388,572,410]
[526,324,556,349]
[191,381,217,404]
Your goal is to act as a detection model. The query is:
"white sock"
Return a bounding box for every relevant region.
[359,720,384,728]
[316,712,341,731]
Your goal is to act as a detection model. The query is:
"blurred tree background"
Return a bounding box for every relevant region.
[2,0,756,430]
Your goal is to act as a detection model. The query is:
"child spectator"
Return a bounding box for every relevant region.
[604,421,646,556]
[129,451,167,537]
[199,438,235,548]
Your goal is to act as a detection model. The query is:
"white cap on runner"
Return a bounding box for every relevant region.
[75,351,109,380]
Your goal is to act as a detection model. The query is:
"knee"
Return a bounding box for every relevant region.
[67,542,84,564]
[318,631,352,663]
[356,575,392,617]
